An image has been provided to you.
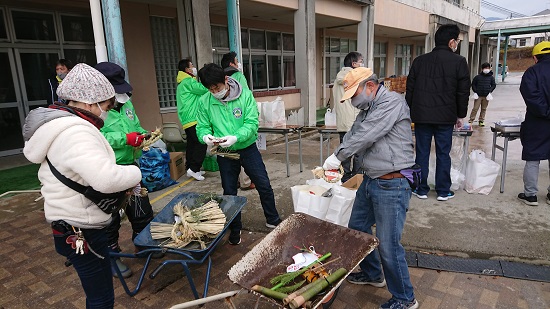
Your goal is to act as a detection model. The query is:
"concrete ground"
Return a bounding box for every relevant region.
[1,71,550,308]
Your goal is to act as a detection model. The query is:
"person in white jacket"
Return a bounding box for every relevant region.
[333,52,363,182]
[22,63,141,309]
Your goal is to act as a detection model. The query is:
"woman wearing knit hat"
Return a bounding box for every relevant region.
[22,63,142,308]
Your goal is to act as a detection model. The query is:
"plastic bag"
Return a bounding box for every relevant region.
[258,96,286,128]
[139,148,177,192]
[427,136,466,190]
[324,108,336,127]
[463,149,500,195]
[487,93,493,101]
[471,93,479,100]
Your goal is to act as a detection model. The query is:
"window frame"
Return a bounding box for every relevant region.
[374,41,387,78]
[394,44,412,76]
[0,7,9,42]
[324,36,358,86]
[9,8,59,43]
[58,13,95,45]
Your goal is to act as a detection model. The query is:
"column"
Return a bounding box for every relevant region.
[101,0,127,72]
[89,0,108,62]
[226,0,242,61]
[294,0,316,126]
[358,4,374,69]
[191,0,213,67]
[176,0,196,61]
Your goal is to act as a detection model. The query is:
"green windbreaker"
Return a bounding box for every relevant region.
[176,72,208,129]
[100,100,148,165]
[196,87,258,151]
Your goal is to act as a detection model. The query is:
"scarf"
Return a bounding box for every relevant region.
[49,102,104,129]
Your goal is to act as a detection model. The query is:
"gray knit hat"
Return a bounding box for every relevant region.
[56,63,115,104]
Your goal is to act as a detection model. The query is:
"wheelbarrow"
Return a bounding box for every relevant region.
[170,212,379,308]
[110,192,247,299]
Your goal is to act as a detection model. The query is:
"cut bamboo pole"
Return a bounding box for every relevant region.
[270,252,331,291]
[288,268,347,309]
[251,285,288,301]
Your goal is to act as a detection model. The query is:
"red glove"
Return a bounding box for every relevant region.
[126,132,145,147]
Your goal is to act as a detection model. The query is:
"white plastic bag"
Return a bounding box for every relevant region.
[258,96,286,128]
[324,108,336,127]
[427,137,466,190]
[463,149,500,195]
[487,93,493,101]
[471,93,479,100]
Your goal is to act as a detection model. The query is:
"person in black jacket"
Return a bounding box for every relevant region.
[405,24,471,201]
[468,62,496,126]
[47,59,73,104]
[517,41,550,206]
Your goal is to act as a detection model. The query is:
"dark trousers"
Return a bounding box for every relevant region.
[184,125,207,173]
[216,143,281,232]
[54,227,114,308]
[105,194,154,251]
[414,123,454,196]
[339,132,362,182]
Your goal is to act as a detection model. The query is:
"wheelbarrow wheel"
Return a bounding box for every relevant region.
[321,286,340,309]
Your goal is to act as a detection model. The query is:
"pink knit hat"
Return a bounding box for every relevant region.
[56,63,115,104]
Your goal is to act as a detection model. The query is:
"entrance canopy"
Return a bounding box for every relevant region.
[480,14,550,36]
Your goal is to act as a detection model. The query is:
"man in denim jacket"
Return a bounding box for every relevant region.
[323,67,418,309]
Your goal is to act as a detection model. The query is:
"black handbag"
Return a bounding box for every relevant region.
[46,157,129,214]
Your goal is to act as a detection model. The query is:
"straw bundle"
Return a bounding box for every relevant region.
[140,128,163,150]
[150,199,226,249]
[210,145,240,160]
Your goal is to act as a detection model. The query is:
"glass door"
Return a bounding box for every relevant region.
[14,49,60,111]
[0,48,25,156]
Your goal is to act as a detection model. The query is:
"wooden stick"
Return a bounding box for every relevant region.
[251,285,288,301]
[270,252,332,291]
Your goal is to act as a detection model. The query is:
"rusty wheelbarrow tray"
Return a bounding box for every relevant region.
[227,212,379,309]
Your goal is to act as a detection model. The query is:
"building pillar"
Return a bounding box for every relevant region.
[459,31,468,59]
[294,0,316,126]
[226,0,242,61]
[358,4,374,69]
[480,38,489,64]
[191,0,213,67]
[90,0,108,62]
[101,0,128,72]
[176,0,196,62]
[494,29,501,83]
[471,29,481,77]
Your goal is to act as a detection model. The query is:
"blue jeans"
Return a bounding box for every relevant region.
[53,227,114,309]
[414,123,454,196]
[217,143,281,232]
[348,175,415,303]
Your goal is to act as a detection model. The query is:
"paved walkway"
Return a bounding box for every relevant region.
[1,193,549,309]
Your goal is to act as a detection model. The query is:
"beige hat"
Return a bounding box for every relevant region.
[340,67,374,102]
[56,63,115,104]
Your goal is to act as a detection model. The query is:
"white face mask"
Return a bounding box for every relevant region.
[212,86,228,100]
[451,39,458,53]
[237,62,243,72]
[115,93,130,104]
[57,72,67,80]
[482,69,490,74]
[191,67,197,76]
[96,103,108,120]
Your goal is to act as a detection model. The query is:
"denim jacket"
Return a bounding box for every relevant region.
[334,85,415,178]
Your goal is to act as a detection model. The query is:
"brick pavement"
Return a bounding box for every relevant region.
[1,193,549,309]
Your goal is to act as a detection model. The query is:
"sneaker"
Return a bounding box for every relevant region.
[346,272,386,287]
[479,121,485,127]
[468,120,473,124]
[380,297,419,309]
[265,220,282,229]
[547,193,550,205]
[186,168,205,181]
[199,170,206,175]
[228,230,241,245]
[518,193,538,206]
[412,190,428,199]
[240,183,256,191]
[437,191,455,201]
[112,258,132,278]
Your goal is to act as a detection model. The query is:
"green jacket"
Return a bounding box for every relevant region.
[227,69,249,90]
[196,87,258,151]
[100,100,147,165]
[176,72,208,129]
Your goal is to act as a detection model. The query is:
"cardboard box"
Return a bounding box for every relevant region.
[342,174,363,190]
[168,152,185,180]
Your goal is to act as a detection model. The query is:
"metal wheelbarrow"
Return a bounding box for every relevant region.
[110,192,246,299]
[170,212,379,308]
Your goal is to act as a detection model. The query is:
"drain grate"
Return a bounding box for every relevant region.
[501,260,550,282]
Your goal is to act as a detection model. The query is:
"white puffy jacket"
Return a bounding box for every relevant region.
[23,108,142,229]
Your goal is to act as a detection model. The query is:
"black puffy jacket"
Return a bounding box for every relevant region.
[472,71,496,97]
[405,46,471,125]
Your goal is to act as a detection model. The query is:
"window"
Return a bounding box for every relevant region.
[64,49,96,65]
[415,46,424,58]
[11,10,56,41]
[324,37,358,84]
[212,26,295,91]
[535,37,544,45]
[394,44,412,76]
[518,38,526,47]
[150,16,179,109]
[61,15,94,43]
[374,42,387,78]
[445,0,460,6]
[0,9,7,40]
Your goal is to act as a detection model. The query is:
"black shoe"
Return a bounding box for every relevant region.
[518,193,538,206]
[547,193,550,205]
[346,272,386,287]
[228,230,241,245]
[265,219,282,229]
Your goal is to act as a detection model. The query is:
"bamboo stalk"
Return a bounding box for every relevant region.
[251,285,288,301]
[270,252,332,291]
[288,268,347,309]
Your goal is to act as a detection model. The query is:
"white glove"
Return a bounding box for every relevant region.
[203,134,215,146]
[323,154,341,170]
[219,136,237,148]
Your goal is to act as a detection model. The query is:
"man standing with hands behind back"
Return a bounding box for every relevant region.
[406,24,470,201]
